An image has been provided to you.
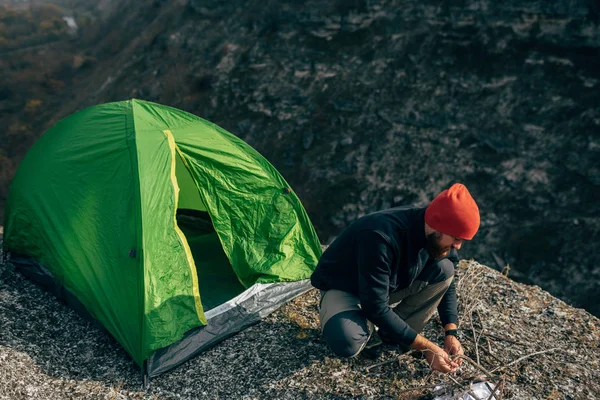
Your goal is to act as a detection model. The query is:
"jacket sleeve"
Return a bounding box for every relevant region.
[357,230,418,347]
[437,249,459,326]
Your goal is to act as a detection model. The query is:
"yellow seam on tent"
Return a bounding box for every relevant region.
[162,129,206,325]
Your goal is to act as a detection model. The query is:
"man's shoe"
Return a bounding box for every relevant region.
[361,331,383,360]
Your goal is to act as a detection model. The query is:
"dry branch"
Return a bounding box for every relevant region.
[395,383,440,395]
[490,348,560,374]
[486,380,501,400]
[453,355,495,379]
[481,332,528,346]
[471,308,481,365]
[364,350,416,372]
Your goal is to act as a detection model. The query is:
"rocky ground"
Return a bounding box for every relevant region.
[2,239,599,399]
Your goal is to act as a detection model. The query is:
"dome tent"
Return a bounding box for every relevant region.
[3,99,322,379]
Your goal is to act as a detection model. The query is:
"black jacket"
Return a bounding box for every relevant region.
[311,206,458,346]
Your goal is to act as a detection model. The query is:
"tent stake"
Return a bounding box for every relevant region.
[142,360,150,389]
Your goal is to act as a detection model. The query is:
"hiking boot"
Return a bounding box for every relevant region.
[361,331,383,360]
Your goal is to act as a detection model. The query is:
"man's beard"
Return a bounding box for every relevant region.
[425,232,451,260]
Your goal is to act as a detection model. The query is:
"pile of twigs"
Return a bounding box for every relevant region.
[362,260,586,399]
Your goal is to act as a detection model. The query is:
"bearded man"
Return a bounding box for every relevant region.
[310,184,480,373]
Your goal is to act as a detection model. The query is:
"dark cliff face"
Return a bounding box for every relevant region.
[3,1,600,314]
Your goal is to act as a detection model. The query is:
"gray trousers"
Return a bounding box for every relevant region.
[318,259,454,358]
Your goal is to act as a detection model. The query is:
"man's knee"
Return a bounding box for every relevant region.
[431,258,455,284]
[322,310,370,358]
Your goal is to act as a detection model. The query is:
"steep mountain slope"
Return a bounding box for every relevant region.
[2,0,600,315]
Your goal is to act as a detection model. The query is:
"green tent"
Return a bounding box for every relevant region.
[3,99,321,378]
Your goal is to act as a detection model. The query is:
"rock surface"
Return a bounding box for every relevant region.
[1,1,599,315]
[1,240,599,399]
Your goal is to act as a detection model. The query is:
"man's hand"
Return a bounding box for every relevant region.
[443,335,464,366]
[411,333,459,373]
[423,346,459,374]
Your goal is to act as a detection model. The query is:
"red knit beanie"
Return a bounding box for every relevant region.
[424,184,480,240]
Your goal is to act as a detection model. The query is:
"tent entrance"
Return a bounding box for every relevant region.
[173,152,245,312]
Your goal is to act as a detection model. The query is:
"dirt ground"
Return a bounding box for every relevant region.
[2,241,598,399]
